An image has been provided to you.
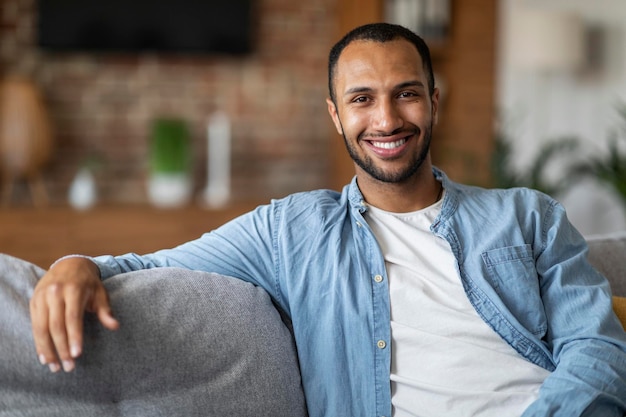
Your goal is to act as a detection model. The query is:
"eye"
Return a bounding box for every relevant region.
[398,91,418,99]
[352,96,370,104]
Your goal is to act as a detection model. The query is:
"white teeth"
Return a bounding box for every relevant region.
[371,138,407,149]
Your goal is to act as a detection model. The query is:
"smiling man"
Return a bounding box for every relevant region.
[327,33,440,212]
[30,23,626,417]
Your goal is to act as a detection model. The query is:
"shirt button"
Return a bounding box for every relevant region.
[374,274,383,283]
[356,221,363,228]
[377,340,386,349]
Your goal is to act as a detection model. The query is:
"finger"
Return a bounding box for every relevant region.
[64,286,88,360]
[29,293,61,371]
[45,287,74,372]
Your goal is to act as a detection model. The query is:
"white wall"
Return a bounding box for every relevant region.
[497,0,626,236]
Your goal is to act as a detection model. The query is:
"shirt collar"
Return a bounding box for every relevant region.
[347,166,454,215]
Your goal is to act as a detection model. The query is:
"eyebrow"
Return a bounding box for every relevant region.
[343,80,426,97]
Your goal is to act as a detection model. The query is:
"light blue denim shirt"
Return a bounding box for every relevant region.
[95,168,626,417]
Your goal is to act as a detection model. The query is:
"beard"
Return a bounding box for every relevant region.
[342,123,433,183]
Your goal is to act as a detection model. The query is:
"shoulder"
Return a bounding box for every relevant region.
[226,188,349,236]
[436,168,557,214]
[277,188,344,206]
[451,181,558,211]
[442,181,564,237]
[441,182,578,261]
[270,188,347,224]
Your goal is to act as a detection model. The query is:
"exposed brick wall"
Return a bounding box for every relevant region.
[0,0,338,205]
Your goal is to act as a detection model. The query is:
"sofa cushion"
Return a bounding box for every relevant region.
[0,254,307,417]
[587,232,626,297]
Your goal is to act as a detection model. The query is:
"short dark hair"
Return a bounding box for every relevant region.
[328,22,434,104]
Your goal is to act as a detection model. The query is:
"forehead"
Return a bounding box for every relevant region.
[335,39,425,91]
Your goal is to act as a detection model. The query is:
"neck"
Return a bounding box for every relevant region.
[357,164,442,213]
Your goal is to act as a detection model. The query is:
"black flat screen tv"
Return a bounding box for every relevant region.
[37,0,254,55]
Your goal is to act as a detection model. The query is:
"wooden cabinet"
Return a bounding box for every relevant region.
[0,204,258,269]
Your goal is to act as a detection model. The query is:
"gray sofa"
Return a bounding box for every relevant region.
[0,258,307,417]
[586,232,626,297]
[1,232,625,416]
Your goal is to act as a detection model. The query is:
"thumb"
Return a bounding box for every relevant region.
[92,289,120,331]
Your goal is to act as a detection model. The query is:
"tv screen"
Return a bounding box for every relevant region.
[37,0,254,55]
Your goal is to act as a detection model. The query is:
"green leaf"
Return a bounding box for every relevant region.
[149,118,191,174]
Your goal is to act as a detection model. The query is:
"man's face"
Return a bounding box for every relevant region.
[327,39,439,184]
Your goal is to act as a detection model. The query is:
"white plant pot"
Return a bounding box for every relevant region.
[147,173,192,209]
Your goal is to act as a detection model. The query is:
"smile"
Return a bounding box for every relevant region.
[370,138,407,149]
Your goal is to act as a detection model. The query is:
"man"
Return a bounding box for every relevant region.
[31,23,626,416]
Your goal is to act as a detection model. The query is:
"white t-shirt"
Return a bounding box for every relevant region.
[364,194,550,417]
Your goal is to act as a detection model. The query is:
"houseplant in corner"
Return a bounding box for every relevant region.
[571,102,626,210]
[491,128,580,198]
[147,117,192,209]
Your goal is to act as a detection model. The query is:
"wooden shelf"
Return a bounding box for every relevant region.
[0,203,260,269]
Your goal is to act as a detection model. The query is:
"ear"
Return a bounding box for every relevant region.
[326,98,343,135]
[431,87,440,125]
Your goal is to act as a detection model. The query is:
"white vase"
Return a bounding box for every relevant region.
[68,168,97,210]
[147,173,192,209]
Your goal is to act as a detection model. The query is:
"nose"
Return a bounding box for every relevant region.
[371,98,403,134]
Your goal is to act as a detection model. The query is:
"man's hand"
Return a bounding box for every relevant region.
[29,256,119,373]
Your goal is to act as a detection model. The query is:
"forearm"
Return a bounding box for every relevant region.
[526,201,626,415]
[92,231,274,283]
[92,252,179,279]
[91,205,278,294]
[522,341,626,416]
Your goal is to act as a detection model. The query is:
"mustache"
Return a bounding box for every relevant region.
[359,128,419,140]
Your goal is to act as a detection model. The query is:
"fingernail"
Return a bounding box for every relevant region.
[39,354,47,365]
[48,363,61,373]
[62,360,75,373]
[70,344,81,358]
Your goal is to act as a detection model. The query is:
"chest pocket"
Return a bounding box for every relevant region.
[481,245,547,336]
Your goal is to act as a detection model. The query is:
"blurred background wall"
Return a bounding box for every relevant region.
[0,0,335,204]
[497,0,626,235]
[1,0,625,238]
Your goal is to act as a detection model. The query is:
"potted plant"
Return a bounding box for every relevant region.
[490,128,580,197]
[147,117,192,208]
[571,102,626,208]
